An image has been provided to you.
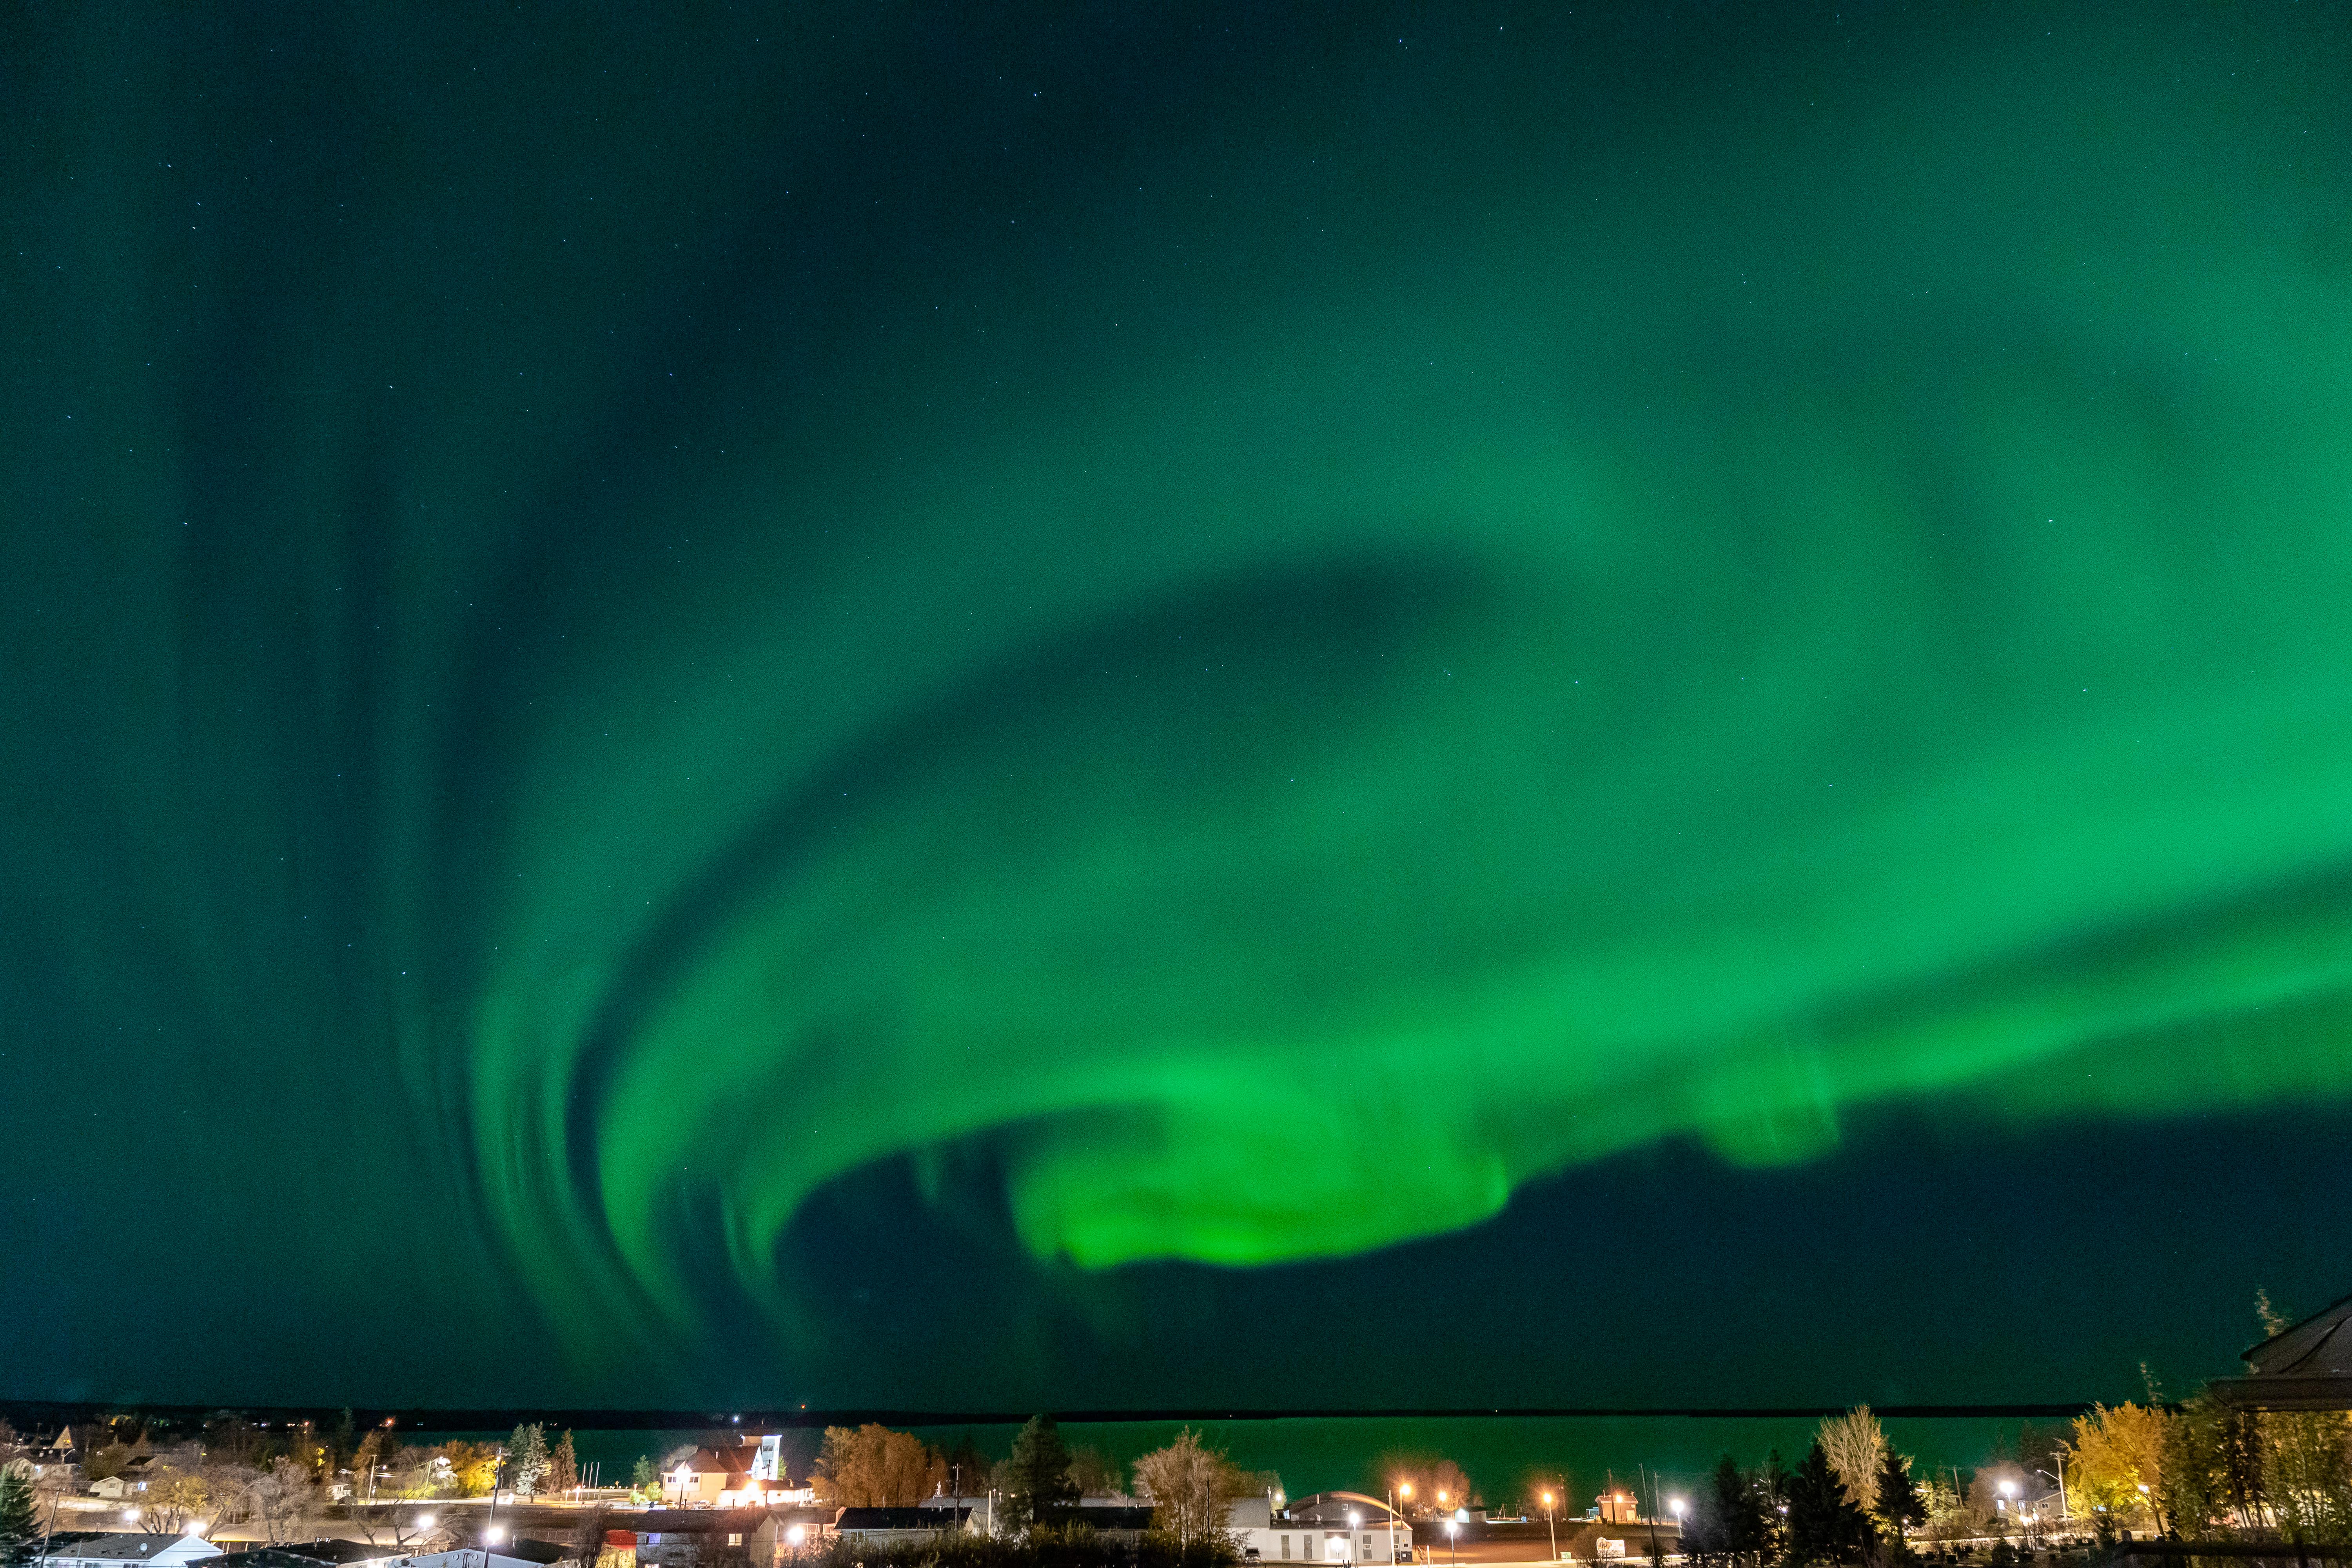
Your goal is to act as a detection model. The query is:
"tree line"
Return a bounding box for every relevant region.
[795,1417,1272,1554]
[0,1411,592,1553]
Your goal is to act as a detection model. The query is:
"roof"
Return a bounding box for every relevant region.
[1284,1493,1402,1525]
[45,1536,220,1562]
[2212,1290,2352,1409]
[769,1508,836,1527]
[631,1510,773,1534]
[668,1448,753,1477]
[1074,1508,1155,1532]
[2246,1292,2352,1376]
[836,1509,968,1532]
[209,1543,392,1568]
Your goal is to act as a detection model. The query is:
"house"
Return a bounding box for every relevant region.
[630,1508,779,1568]
[207,1543,407,1568]
[39,1533,224,1568]
[31,1429,85,1482]
[771,1507,835,1554]
[656,1434,810,1510]
[92,1457,163,1500]
[2213,1289,2352,1410]
[401,1550,565,1568]
[716,1478,812,1510]
[835,1508,973,1548]
[915,1495,997,1536]
[1272,1494,1411,1565]
[657,1449,752,1508]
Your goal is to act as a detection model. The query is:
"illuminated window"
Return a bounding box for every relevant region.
[728,1535,742,1548]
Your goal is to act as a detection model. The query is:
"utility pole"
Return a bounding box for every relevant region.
[482,1447,507,1568]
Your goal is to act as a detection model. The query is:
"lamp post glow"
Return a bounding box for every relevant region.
[1393,1483,1411,1566]
[1543,1492,1558,1563]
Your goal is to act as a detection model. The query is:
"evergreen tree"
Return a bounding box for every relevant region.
[548,1432,579,1496]
[1876,1452,1924,1534]
[1693,1457,1769,1568]
[1721,1458,1772,1563]
[630,1457,656,1497]
[1761,1452,1792,1560]
[508,1425,550,1497]
[1785,1442,1872,1566]
[0,1467,40,1568]
[1001,1416,1078,1535]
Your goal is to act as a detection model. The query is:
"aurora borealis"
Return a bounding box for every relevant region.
[7,4,2352,1407]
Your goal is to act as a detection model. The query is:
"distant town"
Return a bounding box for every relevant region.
[5,1292,2349,1568]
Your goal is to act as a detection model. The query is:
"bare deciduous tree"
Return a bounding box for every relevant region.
[1819,1408,1887,1518]
[252,1456,318,1544]
[1131,1429,1250,1550]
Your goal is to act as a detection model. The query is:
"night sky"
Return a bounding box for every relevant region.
[6,4,2352,1410]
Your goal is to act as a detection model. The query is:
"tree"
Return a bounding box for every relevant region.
[1874,1452,1924,1542]
[630,1457,657,1499]
[1785,1443,1873,1567]
[350,1431,386,1501]
[944,1436,991,1497]
[2067,1404,2168,1528]
[1131,1430,1250,1552]
[1818,1410,1887,1519]
[1068,1446,1120,1497]
[815,1425,944,1507]
[141,1466,210,1534]
[1002,1416,1079,1535]
[510,1425,551,1498]
[2261,1410,2352,1544]
[253,1455,316,1544]
[548,1432,580,1497]
[1684,1457,1768,1568]
[2216,1406,2267,1528]
[330,1411,358,1478]
[83,1443,134,1485]
[0,1466,40,1568]
[443,1442,500,1499]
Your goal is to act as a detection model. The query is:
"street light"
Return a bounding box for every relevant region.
[1445,1521,1458,1568]
[1543,1492,1558,1563]
[1393,1483,1412,1565]
[2136,1483,2155,1534]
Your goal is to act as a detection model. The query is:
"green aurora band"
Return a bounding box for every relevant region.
[8,5,2352,1381]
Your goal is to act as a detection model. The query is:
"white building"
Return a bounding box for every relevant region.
[1265,1494,1412,1565]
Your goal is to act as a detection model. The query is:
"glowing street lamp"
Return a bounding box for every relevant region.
[1542,1492,1558,1563]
